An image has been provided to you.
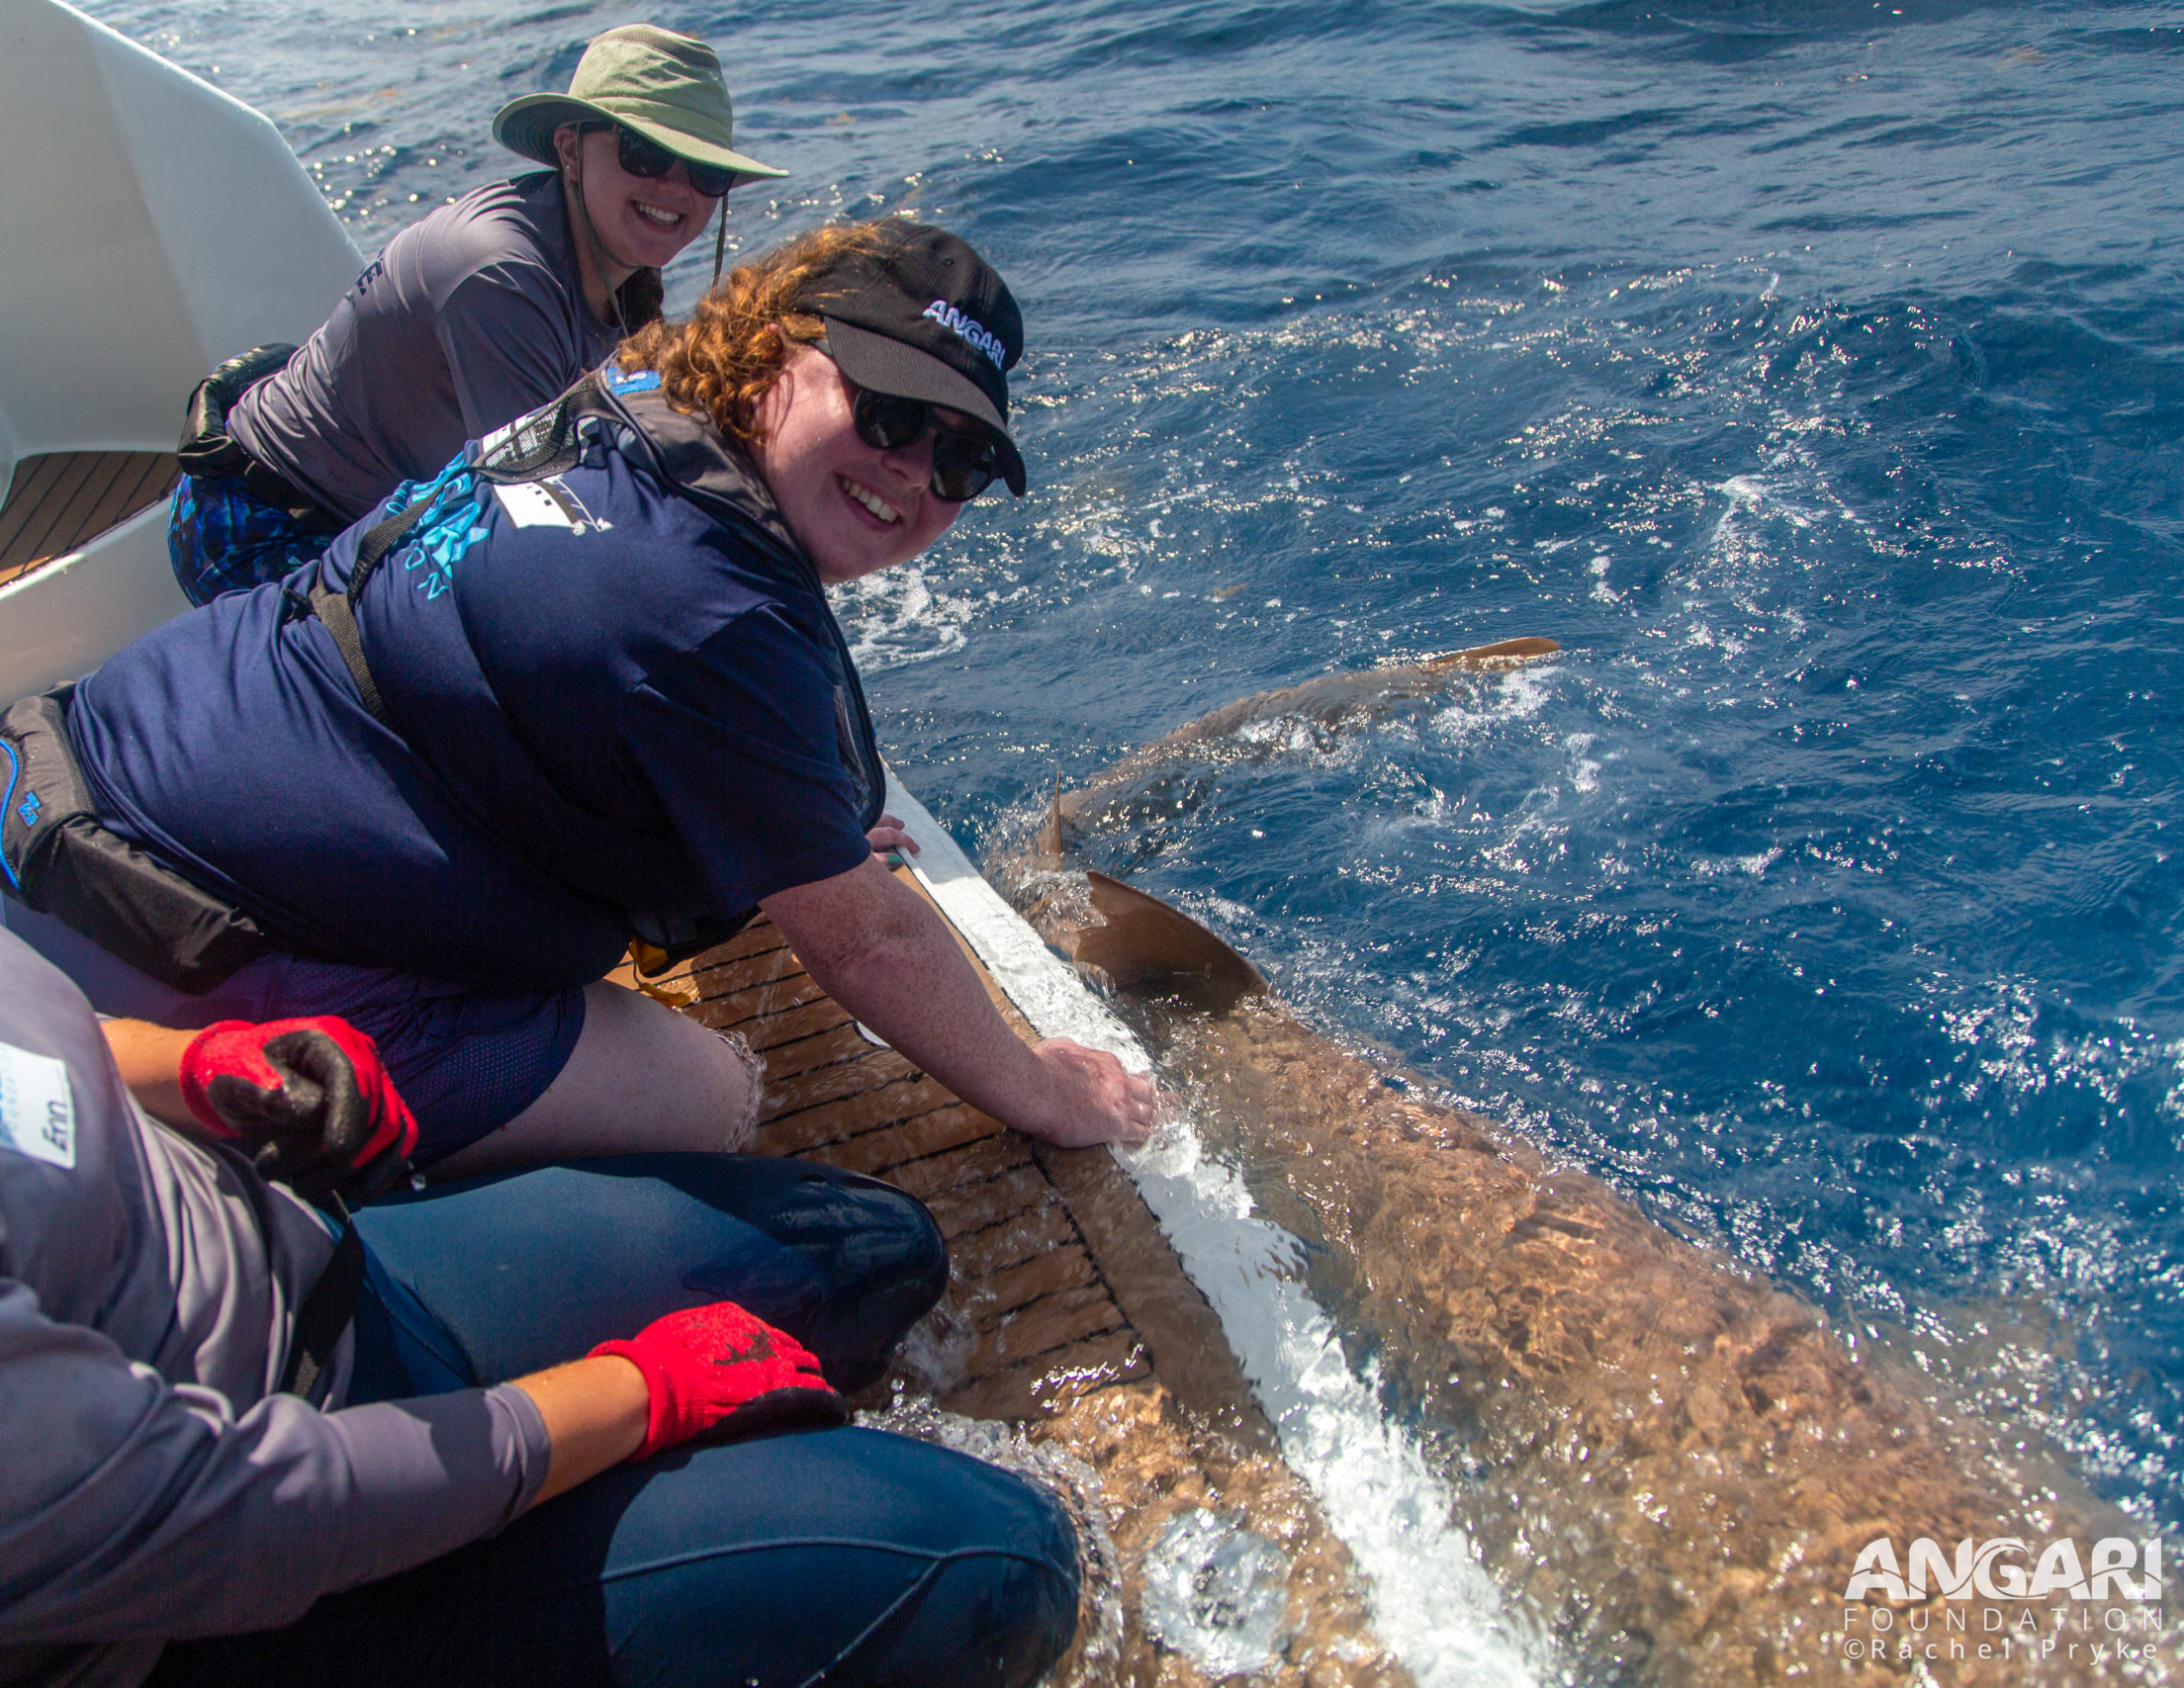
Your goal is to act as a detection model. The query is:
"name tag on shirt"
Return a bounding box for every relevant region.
[495,478,608,535]
[0,1038,75,1169]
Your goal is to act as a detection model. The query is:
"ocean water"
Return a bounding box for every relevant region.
[92,0,2184,1541]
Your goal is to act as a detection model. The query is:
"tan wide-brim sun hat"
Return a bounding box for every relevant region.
[493,24,785,189]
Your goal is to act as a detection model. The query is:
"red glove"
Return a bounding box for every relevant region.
[590,1301,847,1460]
[179,1018,418,1202]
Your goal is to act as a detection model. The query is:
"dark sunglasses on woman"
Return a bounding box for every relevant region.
[581,121,738,198]
[851,390,1002,503]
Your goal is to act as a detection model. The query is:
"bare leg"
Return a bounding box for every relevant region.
[428,980,762,1179]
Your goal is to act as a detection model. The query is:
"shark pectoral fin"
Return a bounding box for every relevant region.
[1070,870,1268,1014]
[1419,635,1561,672]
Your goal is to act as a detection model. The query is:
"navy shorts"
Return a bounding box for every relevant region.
[0,904,581,1161]
[1,898,584,1166]
[164,952,589,1166]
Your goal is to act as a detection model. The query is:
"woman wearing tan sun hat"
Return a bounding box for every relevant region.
[167,25,784,606]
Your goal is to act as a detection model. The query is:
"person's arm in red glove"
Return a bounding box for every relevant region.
[100,1022,835,1505]
[102,1017,417,1202]
[516,1301,845,1505]
[589,1300,847,1458]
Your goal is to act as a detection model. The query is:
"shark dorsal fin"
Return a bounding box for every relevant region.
[1071,871,1267,1014]
[1038,767,1064,859]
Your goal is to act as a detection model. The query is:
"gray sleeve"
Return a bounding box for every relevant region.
[435,260,593,442]
[0,1278,551,1644]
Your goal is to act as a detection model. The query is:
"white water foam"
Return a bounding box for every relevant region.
[1138,1508,1293,1674]
[834,564,981,671]
[884,770,1547,1688]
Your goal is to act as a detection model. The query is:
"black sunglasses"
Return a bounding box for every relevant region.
[582,121,737,198]
[851,389,1002,503]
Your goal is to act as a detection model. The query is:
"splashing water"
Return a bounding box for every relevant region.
[87,0,2184,1630]
[891,778,1546,1686]
[1138,1508,1294,1676]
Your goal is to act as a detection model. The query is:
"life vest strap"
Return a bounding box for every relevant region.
[302,494,431,727]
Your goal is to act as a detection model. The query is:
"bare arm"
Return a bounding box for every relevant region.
[100,1019,196,1129]
[510,1356,649,1506]
[763,856,1155,1148]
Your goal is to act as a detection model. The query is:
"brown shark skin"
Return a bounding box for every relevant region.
[990,650,2166,1688]
[1041,638,1561,856]
[1005,891,2161,1687]
[1137,636,1560,753]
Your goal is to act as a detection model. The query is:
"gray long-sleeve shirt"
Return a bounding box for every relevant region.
[0,932,549,1686]
[227,171,623,524]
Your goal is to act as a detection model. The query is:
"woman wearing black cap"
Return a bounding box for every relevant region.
[168,25,784,606]
[24,219,1156,1176]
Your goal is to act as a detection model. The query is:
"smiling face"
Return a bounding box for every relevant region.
[749,346,964,585]
[554,124,721,274]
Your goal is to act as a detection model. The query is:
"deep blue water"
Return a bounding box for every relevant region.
[94,0,2184,1528]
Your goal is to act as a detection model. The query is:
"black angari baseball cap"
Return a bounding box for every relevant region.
[798,222,1028,495]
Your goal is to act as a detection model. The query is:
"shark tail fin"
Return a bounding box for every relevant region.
[1069,870,1267,1014]
[1420,635,1561,672]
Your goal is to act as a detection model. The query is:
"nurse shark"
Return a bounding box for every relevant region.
[1038,635,1560,859]
[993,643,2157,1688]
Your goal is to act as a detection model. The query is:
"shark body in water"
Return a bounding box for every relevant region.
[995,641,2156,1688]
[1041,636,1560,858]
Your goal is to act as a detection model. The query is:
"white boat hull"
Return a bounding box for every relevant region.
[0,0,362,701]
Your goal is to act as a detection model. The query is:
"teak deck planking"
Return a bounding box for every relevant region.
[650,872,1190,1421]
[0,452,177,587]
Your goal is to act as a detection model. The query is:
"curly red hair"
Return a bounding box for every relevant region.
[616,221,897,451]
